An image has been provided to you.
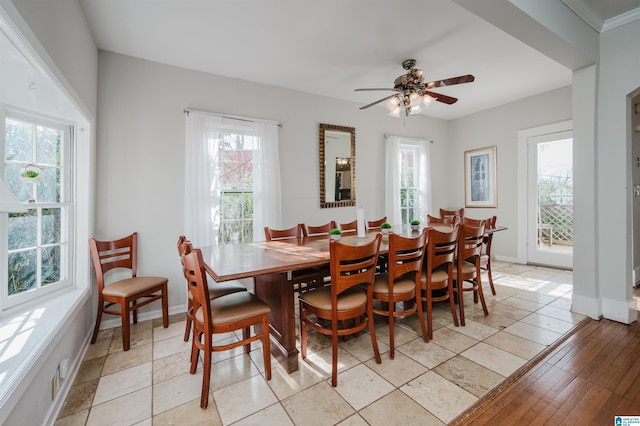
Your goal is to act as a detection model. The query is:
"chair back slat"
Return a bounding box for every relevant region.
[339,220,358,233]
[264,225,302,241]
[388,229,428,280]
[440,208,464,223]
[330,234,381,295]
[89,233,137,283]
[366,217,387,230]
[458,222,485,263]
[427,214,454,225]
[302,221,337,237]
[426,225,459,273]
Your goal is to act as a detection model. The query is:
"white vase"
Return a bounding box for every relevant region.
[411,225,419,231]
[330,234,341,241]
[381,228,391,235]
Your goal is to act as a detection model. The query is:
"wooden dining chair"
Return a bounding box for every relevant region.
[299,234,383,387]
[372,229,427,358]
[453,222,489,326]
[427,214,454,225]
[462,216,483,227]
[419,224,460,341]
[440,208,464,223]
[183,248,271,409]
[264,225,303,241]
[366,216,387,230]
[302,221,337,237]
[339,219,358,233]
[480,216,497,295]
[89,232,168,351]
[264,225,325,292]
[177,236,247,341]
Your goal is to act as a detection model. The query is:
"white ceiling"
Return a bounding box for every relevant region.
[64,0,640,120]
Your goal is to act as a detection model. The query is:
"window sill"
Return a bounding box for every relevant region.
[0,286,90,423]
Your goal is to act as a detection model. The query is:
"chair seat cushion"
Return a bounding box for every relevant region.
[188,279,247,300]
[373,274,416,294]
[195,292,270,325]
[422,269,449,284]
[299,286,366,311]
[452,261,476,274]
[103,276,167,298]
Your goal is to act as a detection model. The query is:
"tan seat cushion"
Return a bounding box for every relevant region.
[373,274,416,295]
[452,261,476,275]
[189,279,247,300]
[103,276,167,298]
[299,286,366,311]
[422,269,449,284]
[195,291,270,325]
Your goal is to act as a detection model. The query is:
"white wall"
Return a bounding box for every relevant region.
[95,51,451,315]
[597,20,640,323]
[449,86,572,259]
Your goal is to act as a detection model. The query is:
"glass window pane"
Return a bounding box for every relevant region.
[8,249,37,295]
[5,163,34,201]
[42,208,61,245]
[36,125,62,166]
[8,210,38,249]
[221,193,243,220]
[4,118,33,163]
[36,167,60,203]
[42,246,61,285]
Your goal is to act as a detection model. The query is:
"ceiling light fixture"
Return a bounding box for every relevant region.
[356,59,474,118]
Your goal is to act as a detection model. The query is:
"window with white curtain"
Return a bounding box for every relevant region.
[384,135,430,226]
[1,110,73,310]
[184,111,282,247]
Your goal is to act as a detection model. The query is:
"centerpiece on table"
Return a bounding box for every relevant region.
[330,228,342,241]
[380,222,392,235]
[411,220,421,231]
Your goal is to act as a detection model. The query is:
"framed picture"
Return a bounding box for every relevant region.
[464,146,497,208]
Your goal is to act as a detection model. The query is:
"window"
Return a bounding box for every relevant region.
[219,133,255,244]
[384,135,430,226]
[184,111,281,248]
[2,111,73,309]
[399,145,420,224]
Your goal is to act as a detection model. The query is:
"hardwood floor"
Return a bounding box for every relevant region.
[453,311,640,425]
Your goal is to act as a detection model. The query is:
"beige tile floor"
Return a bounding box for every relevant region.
[56,261,582,426]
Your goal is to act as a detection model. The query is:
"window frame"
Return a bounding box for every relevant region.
[1,109,75,311]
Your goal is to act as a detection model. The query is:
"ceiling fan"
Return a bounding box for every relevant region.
[355,59,475,117]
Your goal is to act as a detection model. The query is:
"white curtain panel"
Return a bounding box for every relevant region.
[384,135,431,225]
[251,120,282,240]
[185,111,281,246]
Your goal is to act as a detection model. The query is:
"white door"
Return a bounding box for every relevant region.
[526,131,573,268]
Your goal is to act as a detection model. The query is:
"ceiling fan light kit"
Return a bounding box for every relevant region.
[356,59,474,118]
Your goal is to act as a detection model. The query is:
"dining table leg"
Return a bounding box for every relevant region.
[254,272,299,373]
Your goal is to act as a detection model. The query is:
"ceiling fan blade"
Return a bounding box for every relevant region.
[425,74,475,89]
[424,90,458,105]
[354,88,398,92]
[360,94,396,110]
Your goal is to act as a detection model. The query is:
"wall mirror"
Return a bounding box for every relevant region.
[319,123,356,208]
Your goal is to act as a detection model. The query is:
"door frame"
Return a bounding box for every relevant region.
[517,120,573,266]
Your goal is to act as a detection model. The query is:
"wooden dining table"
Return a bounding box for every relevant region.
[200,224,506,373]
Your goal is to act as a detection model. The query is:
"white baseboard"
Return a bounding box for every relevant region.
[571,293,602,320]
[602,297,638,324]
[494,255,522,263]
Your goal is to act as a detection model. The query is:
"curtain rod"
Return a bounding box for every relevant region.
[183,108,282,128]
[385,134,434,143]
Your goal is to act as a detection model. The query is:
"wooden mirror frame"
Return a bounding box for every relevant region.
[319,123,356,208]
